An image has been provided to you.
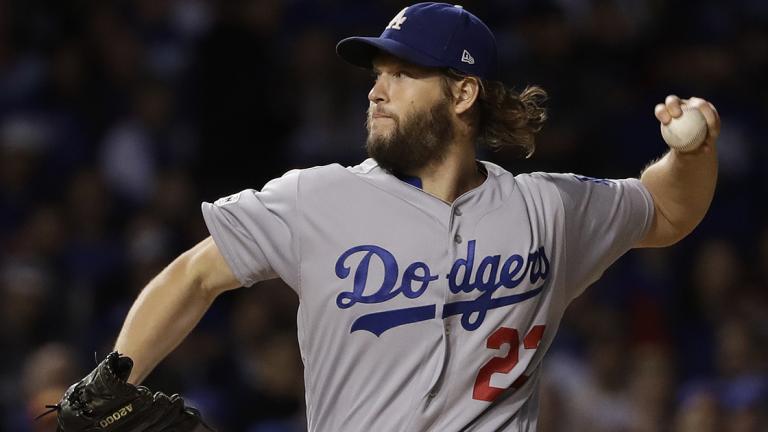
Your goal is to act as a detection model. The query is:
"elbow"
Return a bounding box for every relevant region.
[172,247,218,304]
[661,217,698,247]
[639,230,684,249]
[653,227,691,248]
[662,202,710,246]
[177,237,240,302]
[640,203,704,248]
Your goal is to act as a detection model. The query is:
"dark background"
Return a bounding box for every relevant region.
[1,1,767,431]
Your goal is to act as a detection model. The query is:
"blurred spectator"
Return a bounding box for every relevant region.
[0,263,51,366]
[287,28,368,166]
[227,282,303,431]
[627,343,675,432]
[15,343,79,432]
[101,77,195,205]
[673,388,721,432]
[194,0,296,197]
[541,308,634,432]
[0,116,48,243]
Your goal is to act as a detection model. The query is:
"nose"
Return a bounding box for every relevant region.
[368,76,387,104]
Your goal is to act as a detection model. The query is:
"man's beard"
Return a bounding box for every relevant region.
[365,99,455,174]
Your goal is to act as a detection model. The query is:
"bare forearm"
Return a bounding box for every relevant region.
[637,96,721,248]
[640,146,718,244]
[114,250,216,384]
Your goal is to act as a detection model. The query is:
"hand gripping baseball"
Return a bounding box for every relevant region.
[43,352,214,432]
[655,95,721,153]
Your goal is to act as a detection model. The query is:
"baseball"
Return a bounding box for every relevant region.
[660,106,708,152]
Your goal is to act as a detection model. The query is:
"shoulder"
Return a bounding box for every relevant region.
[482,165,619,207]
[513,171,625,195]
[475,162,566,213]
[478,161,574,189]
[298,158,391,186]
[478,161,559,197]
[265,159,390,198]
[292,158,382,181]
[513,171,587,186]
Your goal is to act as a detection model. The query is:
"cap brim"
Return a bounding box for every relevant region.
[336,36,445,70]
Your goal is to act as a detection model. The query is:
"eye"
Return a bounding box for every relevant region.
[370,71,381,82]
[392,70,412,79]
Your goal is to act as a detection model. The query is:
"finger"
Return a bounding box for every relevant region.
[688,97,721,140]
[708,102,721,133]
[153,391,173,406]
[655,103,671,124]
[665,94,682,117]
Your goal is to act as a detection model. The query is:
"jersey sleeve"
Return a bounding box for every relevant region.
[543,173,655,300]
[200,169,300,291]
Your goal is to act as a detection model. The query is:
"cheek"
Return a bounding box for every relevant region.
[403,90,440,116]
[392,97,420,120]
[388,86,417,114]
[389,82,440,120]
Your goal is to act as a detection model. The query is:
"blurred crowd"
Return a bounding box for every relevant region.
[1,0,767,431]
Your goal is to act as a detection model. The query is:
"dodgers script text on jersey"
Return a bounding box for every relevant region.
[202,159,654,431]
[335,239,550,335]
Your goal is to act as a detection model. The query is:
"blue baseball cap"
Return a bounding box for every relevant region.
[336,3,498,80]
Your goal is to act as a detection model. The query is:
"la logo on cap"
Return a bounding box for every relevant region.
[386,7,408,30]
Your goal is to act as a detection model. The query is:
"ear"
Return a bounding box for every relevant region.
[453,77,480,115]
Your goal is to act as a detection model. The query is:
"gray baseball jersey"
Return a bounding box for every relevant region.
[201,158,654,431]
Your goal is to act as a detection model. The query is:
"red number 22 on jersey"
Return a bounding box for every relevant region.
[472,325,546,402]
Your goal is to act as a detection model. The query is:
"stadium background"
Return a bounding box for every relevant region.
[1,0,766,431]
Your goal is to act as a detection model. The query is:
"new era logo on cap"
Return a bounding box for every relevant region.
[336,2,498,80]
[461,49,475,64]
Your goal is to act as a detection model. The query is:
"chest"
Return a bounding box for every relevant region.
[299,185,555,337]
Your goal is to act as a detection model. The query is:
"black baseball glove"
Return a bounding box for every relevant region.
[42,352,214,432]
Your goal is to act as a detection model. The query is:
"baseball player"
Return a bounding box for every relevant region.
[52,2,720,431]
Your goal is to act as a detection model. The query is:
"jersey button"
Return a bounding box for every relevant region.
[454,207,462,217]
[428,390,437,398]
[454,234,463,244]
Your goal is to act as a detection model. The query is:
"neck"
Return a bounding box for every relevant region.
[407,141,485,203]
